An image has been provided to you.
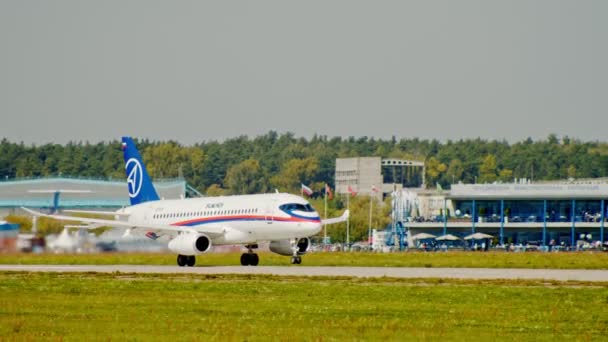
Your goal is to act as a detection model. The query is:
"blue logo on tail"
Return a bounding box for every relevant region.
[126,158,143,198]
[122,137,160,205]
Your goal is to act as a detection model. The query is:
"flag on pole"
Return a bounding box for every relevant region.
[325,183,333,200]
[301,183,313,196]
[347,185,357,197]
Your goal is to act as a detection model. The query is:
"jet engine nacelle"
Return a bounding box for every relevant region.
[168,233,212,255]
[269,237,310,256]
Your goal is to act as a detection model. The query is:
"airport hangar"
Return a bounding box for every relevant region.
[0,177,188,217]
[335,157,607,246]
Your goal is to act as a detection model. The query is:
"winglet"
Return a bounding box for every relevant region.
[322,210,350,225]
[122,137,160,205]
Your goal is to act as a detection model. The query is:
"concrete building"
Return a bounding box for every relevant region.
[335,157,425,201]
[335,157,382,200]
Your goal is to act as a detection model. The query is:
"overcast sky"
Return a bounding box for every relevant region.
[0,1,606,145]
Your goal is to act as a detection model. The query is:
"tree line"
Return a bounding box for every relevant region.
[2,133,607,192]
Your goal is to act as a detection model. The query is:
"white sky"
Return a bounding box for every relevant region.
[0,1,606,145]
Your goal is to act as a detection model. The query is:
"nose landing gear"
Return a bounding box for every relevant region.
[290,238,303,265]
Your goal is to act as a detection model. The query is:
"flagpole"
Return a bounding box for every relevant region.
[324,184,328,250]
[368,193,373,249]
[346,191,350,250]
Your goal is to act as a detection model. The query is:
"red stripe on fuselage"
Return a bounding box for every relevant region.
[171,215,321,227]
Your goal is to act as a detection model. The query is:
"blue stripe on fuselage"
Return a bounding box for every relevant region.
[279,208,321,222]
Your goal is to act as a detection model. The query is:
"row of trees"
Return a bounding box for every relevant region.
[2,133,607,193]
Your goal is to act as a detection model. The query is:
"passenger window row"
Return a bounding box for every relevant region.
[153,208,259,220]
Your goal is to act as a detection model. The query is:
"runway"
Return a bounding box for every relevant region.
[1,264,607,281]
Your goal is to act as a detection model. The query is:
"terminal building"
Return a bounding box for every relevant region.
[334,157,607,248]
[394,179,608,247]
[440,179,606,245]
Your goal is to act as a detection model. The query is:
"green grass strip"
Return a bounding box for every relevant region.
[1,272,607,341]
[1,251,608,269]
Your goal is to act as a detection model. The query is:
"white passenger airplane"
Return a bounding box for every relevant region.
[23,137,348,266]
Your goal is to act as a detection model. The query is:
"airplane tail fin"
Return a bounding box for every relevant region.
[121,137,160,205]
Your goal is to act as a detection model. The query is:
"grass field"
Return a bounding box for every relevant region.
[1,251,608,269]
[1,272,607,341]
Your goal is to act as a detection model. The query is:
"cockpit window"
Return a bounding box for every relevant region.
[280,203,315,212]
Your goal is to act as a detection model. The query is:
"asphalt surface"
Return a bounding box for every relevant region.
[1,264,607,281]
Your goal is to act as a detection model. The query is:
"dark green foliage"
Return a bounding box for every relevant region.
[1,134,607,192]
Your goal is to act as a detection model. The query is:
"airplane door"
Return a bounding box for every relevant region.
[264,199,277,224]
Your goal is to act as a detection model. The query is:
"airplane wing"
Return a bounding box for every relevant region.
[64,224,105,230]
[21,207,226,237]
[322,210,349,225]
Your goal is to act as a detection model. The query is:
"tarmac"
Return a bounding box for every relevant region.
[1,264,608,282]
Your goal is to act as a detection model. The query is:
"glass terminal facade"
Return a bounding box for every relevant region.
[446,182,608,246]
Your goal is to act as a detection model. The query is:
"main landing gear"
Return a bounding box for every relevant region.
[177,254,196,267]
[240,244,259,266]
[290,256,302,264]
[240,253,259,266]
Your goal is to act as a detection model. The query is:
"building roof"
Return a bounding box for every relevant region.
[450,180,608,200]
[0,177,185,208]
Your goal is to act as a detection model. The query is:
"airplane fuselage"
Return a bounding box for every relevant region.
[123,193,322,244]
